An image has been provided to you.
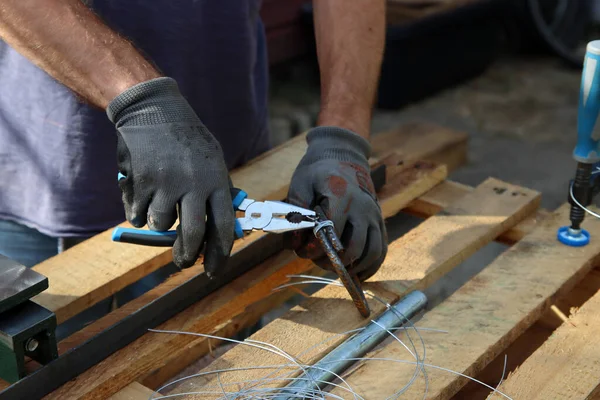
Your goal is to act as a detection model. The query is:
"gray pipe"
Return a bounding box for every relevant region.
[275,290,428,399]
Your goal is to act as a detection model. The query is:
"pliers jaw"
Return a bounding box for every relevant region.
[237,200,317,234]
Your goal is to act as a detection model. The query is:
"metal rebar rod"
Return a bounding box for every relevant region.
[274,290,428,399]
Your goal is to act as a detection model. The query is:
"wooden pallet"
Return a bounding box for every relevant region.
[124,181,600,400]
[104,158,600,397]
[6,120,599,399]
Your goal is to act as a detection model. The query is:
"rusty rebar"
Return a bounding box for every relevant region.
[313,207,370,318]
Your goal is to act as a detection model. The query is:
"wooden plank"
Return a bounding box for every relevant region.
[454,317,557,400]
[380,162,447,219]
[108,382,157,400]
[162,287,400,398]
[500,209,550,245]
[491,288,600,399]
[406,180,549,244]
[44,252,308,400]
[370,122,468,171]
[158,178,539,399]
[333,203,600,400]
[368,178,541,296]
[407,180,472,216]
[43,161,447,400]
[31,123,467,325]
[456,249,600,397]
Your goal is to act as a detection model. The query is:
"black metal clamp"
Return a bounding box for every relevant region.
[0,255,58,383]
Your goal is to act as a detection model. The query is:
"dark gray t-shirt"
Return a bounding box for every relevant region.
[0,0,270,237]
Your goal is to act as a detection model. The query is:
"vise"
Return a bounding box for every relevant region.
[0,254,58,383]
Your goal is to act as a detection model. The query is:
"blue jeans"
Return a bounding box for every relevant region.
[0,219,85,267]
[0,219,177,339]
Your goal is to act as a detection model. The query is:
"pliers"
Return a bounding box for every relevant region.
[111,188,317,245]
[111,186,371,318]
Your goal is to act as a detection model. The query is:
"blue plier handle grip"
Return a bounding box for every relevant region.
[111,186,248,247]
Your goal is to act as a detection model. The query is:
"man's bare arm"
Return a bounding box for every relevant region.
[312,0,386,139]
[0,0,161,108]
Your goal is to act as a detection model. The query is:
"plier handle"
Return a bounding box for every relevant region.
[111,187,317,247]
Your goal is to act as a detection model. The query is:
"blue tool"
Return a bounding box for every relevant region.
[111,190,317,246]
[559,40,600,246]
[112,177,317,247]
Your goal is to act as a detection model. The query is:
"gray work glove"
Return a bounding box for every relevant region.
[286,126,387,281]
[107,77,234,273]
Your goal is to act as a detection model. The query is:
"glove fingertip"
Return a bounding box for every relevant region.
[200,189,235,277]
[172,243,203,269]
[172,223,204,269]
[204,250,229,277]
[128,211,147,228]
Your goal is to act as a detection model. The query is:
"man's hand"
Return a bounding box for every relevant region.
[107,77,234,272]
[287,126,387,281]
[292,1,386,279]
[0,2,233,272]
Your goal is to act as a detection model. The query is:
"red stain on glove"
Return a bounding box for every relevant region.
[327,175,348,197]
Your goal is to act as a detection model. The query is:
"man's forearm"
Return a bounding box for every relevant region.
[313,0,385,139]
[0,0,161,109]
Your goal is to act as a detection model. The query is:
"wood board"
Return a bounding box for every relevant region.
[30,123,467,325]
[154,178,540,399]
[108,382,157,400]
[454,266,600,399]
[405,180,549,245]
[330,203,600,399]
[491,289,600,399]
[367,178,541,296]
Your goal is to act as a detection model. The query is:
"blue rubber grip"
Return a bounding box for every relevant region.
[575,41,600,163]
[232,189,247,209]
[234,220,244,239]
[231,188,247,239]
